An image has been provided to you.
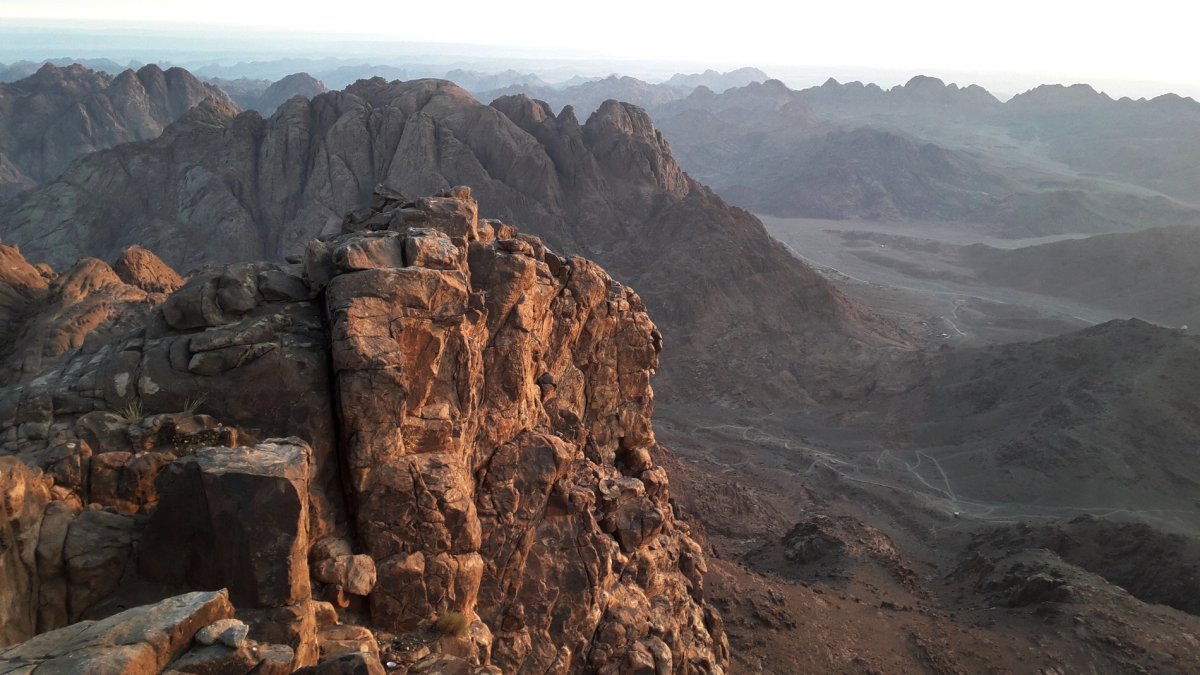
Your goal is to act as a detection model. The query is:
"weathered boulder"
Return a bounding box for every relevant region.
[407,653,476,674]
[140,439,312,608]
[171,640,295,675]
[312,555,377,597]
[0,589,233,673]
[332,233,407,272]
[317,624,380,661]
[195,618,250,648]
[113,245,185,297]
[238,600,319,669]
[166,642,260,674]
[160,263,301,331]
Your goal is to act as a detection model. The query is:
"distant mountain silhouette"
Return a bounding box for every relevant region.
[0,63,229,199]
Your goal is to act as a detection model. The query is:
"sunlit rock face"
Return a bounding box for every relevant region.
[0,187,728,674]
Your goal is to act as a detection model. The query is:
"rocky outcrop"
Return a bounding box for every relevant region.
[966,517,1200,616]
[315,187,726,671]
[0,189,728,672]
[0,244,183,387]
[0,75,907,406]
[0,63,232,197]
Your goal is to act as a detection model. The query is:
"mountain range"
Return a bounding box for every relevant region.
[2,59,1200,673]
[0,71,904,407]
[0,63,228,199]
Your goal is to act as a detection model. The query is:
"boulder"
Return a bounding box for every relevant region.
[332,233,407,272]
[316,624,379,660]
[238,601,318,670]
[195,618,249,648]
[407,654,474,675]
[166,643,259,674]
[140,439,312,608]
[113,246,185,296]
[312,555,376,597]
[0,589,233,673]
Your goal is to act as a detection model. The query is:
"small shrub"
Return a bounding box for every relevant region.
[183,394,208,415]
[433,611,469,638]
[114,400,144,423]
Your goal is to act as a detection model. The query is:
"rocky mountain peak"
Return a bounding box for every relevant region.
[757,78,792,93]
[1009,83,1114,108]
[0,187,729,672]
[22,62,111,91]
[167,94,241,129]
[556,103,579,126]
[583,100,689,199]
[894,75,1001,105]
[902,74,949,90]
[488,92,556,127]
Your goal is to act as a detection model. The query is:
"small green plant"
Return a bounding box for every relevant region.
[433,611,469,638]
[114,399,144,423]
[183,393,208,415]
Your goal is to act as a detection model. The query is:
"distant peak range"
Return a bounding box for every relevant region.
[664,67,772,91]
[812,74,1200,108]
[203,72,328,114]
[813,74,1001,106]
[0,62,230,198]
[646,73,1200,233]
[473,67,772,120]
[0,57,142,83]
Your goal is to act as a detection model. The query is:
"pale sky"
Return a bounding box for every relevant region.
[3,0,1199,96]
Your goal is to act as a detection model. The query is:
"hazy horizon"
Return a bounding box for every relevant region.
[2,1,1200,101]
